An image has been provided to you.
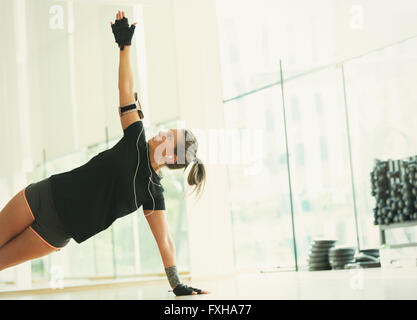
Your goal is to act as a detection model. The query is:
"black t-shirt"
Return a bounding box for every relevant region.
[49,121,165,244]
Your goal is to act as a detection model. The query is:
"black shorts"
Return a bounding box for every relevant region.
[23,177,72,251]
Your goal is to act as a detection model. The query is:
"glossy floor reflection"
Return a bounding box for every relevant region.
[1,267,417,300]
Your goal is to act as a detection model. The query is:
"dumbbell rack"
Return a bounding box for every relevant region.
[371,157,417,249]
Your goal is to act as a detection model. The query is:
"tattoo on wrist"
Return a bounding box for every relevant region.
[165,266,181,289]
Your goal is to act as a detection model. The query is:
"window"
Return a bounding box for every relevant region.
[344,37,417,249]
[224,87,296,269]
[283,67,357,266]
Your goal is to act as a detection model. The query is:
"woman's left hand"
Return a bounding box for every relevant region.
[110,10,137,50]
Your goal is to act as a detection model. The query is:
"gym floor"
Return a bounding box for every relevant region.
[0,267,416,300]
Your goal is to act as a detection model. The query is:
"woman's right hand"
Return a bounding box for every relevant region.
[173,283,211,296]
[110,10,137,50]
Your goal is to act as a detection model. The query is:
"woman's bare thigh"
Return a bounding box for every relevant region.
[0,188,35,248]
[0,227,55,271]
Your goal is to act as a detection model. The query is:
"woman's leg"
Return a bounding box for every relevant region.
[0,189,35,248]
[0,227,55,271]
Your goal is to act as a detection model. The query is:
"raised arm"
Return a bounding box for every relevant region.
[119,45,135,105]
[111,10,140,130]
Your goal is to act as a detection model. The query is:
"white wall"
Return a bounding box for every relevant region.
[171,0,235,278]
[142,0,180,125]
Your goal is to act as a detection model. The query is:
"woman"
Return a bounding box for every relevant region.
[0,10,208,296]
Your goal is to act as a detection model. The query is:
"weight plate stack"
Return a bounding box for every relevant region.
[371,160,391,226]
[359,248,379,258]
[329,247,356,270]
[307,239,336,271]
[349,248,381,268]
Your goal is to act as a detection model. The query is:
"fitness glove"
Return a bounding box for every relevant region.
[173,284,203,296]
[111,17,136,50]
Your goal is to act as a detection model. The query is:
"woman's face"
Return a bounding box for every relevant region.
[148,129,182,164]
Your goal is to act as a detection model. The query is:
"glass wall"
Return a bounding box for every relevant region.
[282,67,357,267]
[217,1,417,269]
[344,37,417,249]
[223,87,296,269]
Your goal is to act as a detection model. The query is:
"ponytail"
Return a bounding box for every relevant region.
[186,157,206,199]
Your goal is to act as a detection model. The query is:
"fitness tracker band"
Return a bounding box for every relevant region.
[119,103,138,116]
[118,93,144,119]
